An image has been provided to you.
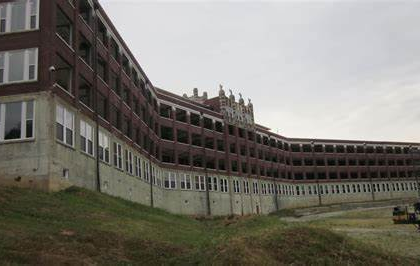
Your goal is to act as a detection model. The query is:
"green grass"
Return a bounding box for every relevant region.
[0,186,418,265]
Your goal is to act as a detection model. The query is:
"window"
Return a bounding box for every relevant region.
[80,120,94,156]
[122,85,130,106]
[78,33,92,66]
[110,105,120,130]
[97,92,107,120]
[110,71,120,95]
[195,175,205,191]
[243,181,250,194]
[0,0,39,34]
[261,183,267,195]
[97,19,107,45]
[79,0,92,27]
[164,172,176,189]
[55,55,72,92]
[56,105,74,146]
[134,156,142,178]
[110,38,119,62]
[0,48,38,85]
[125,149,133,175]
[220,178,228,193]
[233,180,241,193]
[180,174,192,190]
[207,176,218,191]
[253,182,259,194]
[56,6,72,45]
[113,142,123,170]
[97,55,108,83]
[0,100,34,141]
[143,161,150,182]
[79,76,92,108]
[98,131,110,163]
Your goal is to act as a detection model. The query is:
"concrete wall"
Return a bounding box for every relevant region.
[0,92,419,216]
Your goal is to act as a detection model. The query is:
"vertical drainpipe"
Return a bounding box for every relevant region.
[409,146,420,199]
[148,95,154,208]
[93,2,101,193]
[313,141,322,206]
[272,140,279,212]
[365,143,375,201]
[201,112,211,216]
[386,149,393,199]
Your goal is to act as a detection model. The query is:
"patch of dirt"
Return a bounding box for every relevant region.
[280,206,395,222]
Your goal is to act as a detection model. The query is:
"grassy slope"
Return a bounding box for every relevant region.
[0,186,418,265]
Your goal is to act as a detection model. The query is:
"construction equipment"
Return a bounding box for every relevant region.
[392,202,420,232]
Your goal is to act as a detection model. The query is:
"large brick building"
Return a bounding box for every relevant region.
[0,0,419,215]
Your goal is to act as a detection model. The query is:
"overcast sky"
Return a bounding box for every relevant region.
[100,0,420,143]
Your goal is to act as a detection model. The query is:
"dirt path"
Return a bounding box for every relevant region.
[280,205,394,222]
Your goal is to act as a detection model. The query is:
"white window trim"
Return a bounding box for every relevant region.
[134,156,141,178]
[0,48,38,85]
[143,161,150,182]
[0,100,35,142]
[0,0,40,35]
[124,149,133,175]
[80,120,94,156]
[195,175,206,191]
[164,172,176,189]
[113,142,123,170]
[220,178,229,193]
[180,174,192,190]
[98,131,110,164]
[56,104,74,147]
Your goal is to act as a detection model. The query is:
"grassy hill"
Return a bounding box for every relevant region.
[0,186,418,265]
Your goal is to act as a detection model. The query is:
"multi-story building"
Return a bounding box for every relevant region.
[0,0,419,215]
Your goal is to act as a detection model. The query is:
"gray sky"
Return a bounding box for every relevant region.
[100,0,420,142]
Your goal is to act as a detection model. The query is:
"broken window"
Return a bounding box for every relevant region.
[55,54,72,92]
[56,6,72,45]
[217,139,224,151]
[161,126,174,141]
[230,143,236,154]
[178,152,190,166]
[78,76,93,108]
[122,85,130,106]
[110,71,120,95]
[190,113,200,126]
[191,133,201,147]
[205,137,214,149]
[193,155,203,168]
[97,19,107,46]
[122,54,130,75]
[177,129,188,144]
[175,108,187,122]
[325,145,334,153]
[122,115,131,138]
[291,144,300,152]
[107,37,118,61]
[160,104,172,118]
[162,149,175,164]
[79,0,92,27]
[203,117,213,130]
[97,55,108,83]
[110,104,120,130]
[218,159,225,171]
[78,33,92,66]
[215,121,223,132]
[97,92,107,120]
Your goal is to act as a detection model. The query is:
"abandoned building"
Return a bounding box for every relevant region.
[0,0,419,215]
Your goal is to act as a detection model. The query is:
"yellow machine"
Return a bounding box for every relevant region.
[392,202,420,231]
